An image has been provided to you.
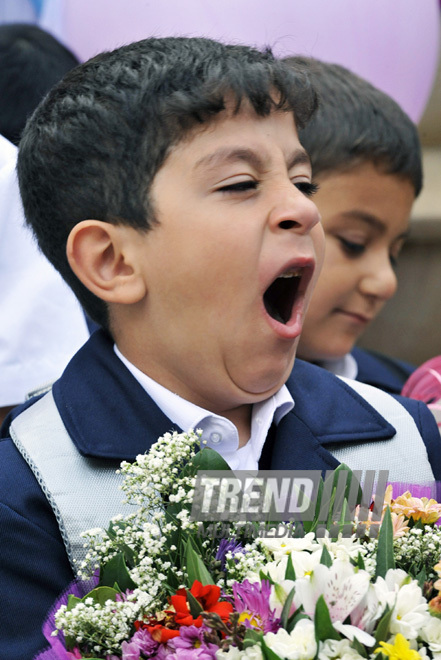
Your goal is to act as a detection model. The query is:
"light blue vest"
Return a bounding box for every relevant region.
[10,380,435,573]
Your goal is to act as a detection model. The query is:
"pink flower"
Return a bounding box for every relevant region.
[122,640,141,660]
[232,579,280,633]
[66,650,82,659]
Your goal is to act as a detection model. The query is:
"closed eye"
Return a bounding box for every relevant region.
[294,181,319,197]
[339,237,366,257]
[217,180,258,193]
[389,253,399,269]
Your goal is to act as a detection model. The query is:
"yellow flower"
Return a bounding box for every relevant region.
[374,633,422,659]
[391,491,441,525]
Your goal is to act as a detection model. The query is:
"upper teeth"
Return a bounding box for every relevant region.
[278,268,302,279]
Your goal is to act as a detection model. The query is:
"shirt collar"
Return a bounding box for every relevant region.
[318,353,358,380]
[114,344,294,470]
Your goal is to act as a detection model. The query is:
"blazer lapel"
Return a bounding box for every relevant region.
[267,359,397,471]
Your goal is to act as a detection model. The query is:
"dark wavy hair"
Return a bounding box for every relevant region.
[18,37,318,328]
[284,56,422,195]
[0,23,79,145]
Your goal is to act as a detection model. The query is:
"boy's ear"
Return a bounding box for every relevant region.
[66,220,147,304]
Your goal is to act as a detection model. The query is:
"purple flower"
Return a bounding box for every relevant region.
[128,628,160,657]
[166,626,218,660]
[232,579,280,633]
[116,589,135,602]
[172,625,204,650]
[122,641,141,660]
[215,538,244,570]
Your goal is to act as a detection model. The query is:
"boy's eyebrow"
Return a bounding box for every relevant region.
[193,147,311,173]
[341,210,410,239]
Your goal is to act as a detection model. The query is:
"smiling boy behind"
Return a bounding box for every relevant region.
[0,37,439,659]
[285,57,421,393]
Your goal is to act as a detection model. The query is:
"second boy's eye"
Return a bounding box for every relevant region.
[389,254,398,268]
[217,180,258,193]
[338,237,366,257]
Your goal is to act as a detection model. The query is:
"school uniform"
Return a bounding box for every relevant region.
[318,347,414,395]
[352,346,415,394]
[0,329,438,660]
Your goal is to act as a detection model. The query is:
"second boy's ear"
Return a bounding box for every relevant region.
[66,220,147,304]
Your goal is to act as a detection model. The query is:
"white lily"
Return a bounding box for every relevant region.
[294,560,371,640]
[374,569,430,640]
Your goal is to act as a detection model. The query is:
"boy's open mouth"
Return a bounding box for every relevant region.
[263,268,302,325]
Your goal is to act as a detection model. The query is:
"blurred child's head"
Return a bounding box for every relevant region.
[283,56,422,363]
[18,37,324,409]
[0,23,79,145]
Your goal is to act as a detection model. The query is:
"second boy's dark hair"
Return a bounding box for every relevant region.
[284,56,422,196]
[18,37,318,329]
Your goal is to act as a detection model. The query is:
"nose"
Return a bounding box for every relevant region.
[268,183,321,235]
[359,252,397,302]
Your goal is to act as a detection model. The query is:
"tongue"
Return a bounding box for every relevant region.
[263,277,299,324]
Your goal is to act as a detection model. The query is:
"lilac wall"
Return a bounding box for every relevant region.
[63,0,439,123]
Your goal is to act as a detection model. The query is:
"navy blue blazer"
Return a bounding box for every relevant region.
[352,347,415,395]
[0,330,438,659]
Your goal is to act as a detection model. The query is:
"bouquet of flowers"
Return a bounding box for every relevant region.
[37,429,441,660]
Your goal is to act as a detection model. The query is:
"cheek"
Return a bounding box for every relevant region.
[312,223,326,272]
[309,247,353,312]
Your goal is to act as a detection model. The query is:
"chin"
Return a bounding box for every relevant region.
[236,360,295,398]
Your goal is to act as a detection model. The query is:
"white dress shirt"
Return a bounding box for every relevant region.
[115,345,294,470]
[318,353,358,380]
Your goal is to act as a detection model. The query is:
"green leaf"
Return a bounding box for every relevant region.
[80,586,119,607]
[261,635,284,660]
[320,545,333,567]
[188,447,232,472]
[314,595,341,642]
[99,552,138,592]
[355,552,366,570]
[260,569,275,585]
[66,594,82,611]
[375,506,395,579]
[243,628,263,649]
[415,566,427,589]
[280,586,296,629]
[285,552,296,581]
[351,636,368,658]
[286,607,308,633]
[186,535,214,586]
[374,605,393,644]
[187,589,203,618]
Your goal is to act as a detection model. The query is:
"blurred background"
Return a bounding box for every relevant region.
[1,0,440,365]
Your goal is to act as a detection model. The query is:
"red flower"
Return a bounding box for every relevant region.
[142,580,233,642]
[148,624,181,642]
[171,580,233,627]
